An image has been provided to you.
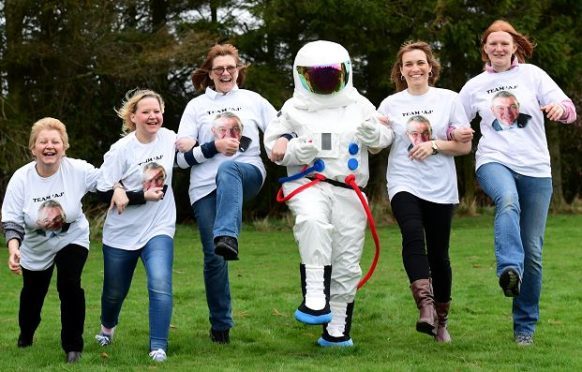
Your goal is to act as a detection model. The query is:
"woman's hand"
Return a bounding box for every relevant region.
[451,128,475,143]
[270,137,289,162]
[541,103,565,122]
[408,142,433,161]
[215,138,240,156]
[144,186,165,201]
[176,137,197,153]
[110,186,129,214]
[7,241,22,275]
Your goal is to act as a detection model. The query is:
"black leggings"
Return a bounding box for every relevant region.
[19,244,88,352]
[391,192,454,303]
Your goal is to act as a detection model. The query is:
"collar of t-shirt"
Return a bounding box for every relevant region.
[205,85,240,99]
[485,56,519,73]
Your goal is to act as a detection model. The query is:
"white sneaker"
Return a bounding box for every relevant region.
[149,348,167,362]
[95,333,112,347]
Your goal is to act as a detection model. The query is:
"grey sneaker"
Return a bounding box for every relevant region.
[515,334,534,346]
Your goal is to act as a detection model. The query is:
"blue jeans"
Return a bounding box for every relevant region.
[476,162,552,336]
[100,235,173,351]
[192,161,263,331]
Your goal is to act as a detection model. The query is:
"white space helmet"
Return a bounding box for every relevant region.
[293,40,353,96]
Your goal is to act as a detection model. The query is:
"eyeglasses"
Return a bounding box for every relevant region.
[216,126,242,138]
[296,62,350,95]
[211,65,238,74]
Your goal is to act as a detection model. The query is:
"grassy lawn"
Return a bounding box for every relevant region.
[1,213,581,371]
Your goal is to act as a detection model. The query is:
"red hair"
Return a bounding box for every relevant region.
[191,44,247,92]
[480,20,535,63]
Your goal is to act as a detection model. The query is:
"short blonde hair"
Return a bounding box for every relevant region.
[29,117,70,153]
[115,89,165,134]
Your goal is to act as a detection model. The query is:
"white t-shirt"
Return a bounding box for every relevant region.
[1,157,100,270]
[98,128,177,250]
[459,63,571,177]
[378,87,469,204]
[176,86,277,204]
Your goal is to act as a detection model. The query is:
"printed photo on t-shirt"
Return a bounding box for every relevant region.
[36,199,69,236]
[142,162,167,193]
[406,115,433,151]
[490,91,532,131]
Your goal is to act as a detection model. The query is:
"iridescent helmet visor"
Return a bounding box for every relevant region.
[296,62,350,95]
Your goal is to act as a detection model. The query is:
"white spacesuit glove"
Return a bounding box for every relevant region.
[355,119,381,147]
[285,136,319,165]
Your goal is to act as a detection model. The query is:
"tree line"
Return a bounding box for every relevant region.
[1,0,581,221]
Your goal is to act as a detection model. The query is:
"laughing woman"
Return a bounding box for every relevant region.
[378,41,473,342]
[175,43,276,344]
[2,117,100,363]
[94,89,180,362]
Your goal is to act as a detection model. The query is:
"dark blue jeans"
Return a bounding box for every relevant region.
[100,235,173,351]
[477,162,552,336]
[192,161,263,331]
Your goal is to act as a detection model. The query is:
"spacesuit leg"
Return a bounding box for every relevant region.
[284,181,333,324]
[319,188,366,345]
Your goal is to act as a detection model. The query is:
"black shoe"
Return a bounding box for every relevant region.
[17,334,32,348]
[214,236,239,261]
[209,328,230,344]
[499,267,521,297]
[66,351,82,363]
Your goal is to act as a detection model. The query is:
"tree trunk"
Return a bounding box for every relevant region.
[4,0,27,114]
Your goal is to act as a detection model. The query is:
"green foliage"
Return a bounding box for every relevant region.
[0,0,580,215]
[1,215,582,369]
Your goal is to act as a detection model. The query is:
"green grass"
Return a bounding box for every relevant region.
[1,213,581,371]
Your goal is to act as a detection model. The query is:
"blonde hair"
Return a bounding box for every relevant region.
[481,20,535,64]
[29,117,70,154]
[391,41,441,92]
[115,89,165,134]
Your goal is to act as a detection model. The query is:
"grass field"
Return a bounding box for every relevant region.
[1,213,581,371]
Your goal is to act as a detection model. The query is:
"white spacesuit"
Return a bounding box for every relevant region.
[264,40,393,346]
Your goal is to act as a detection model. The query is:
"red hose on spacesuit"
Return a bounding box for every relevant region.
[276,172,381,289]
[343,174,380,289]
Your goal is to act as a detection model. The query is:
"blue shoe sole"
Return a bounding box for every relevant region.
[294,309,332,325]
[317,337,353,347]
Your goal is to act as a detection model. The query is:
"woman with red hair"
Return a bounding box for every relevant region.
[459,20,577,346]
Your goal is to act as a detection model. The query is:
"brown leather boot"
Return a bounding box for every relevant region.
[410,279,437,336]
[434,301,451,342]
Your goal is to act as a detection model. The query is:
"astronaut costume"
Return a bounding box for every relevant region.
[264,40,393,346]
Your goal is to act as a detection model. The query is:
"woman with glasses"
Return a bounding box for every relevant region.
[1,117,100,363]
[175,43,276,344]
[377,41,473,342]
